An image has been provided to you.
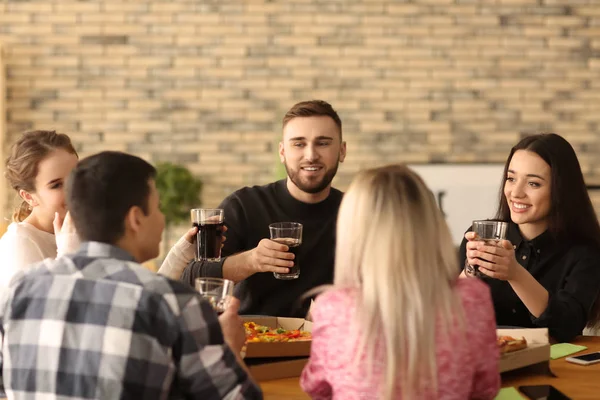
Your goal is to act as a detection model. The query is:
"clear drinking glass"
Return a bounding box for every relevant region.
[194,278,234,315]
[269,222,303,280]
[466,220,509,278]
[191,208,224,262]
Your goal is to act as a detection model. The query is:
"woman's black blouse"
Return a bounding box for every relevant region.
[459,223,600,342]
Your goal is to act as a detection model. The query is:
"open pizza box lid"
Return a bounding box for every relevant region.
[241,316,312,358]
[497,328,550,373]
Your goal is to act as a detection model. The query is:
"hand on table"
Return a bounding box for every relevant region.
[218,296,245,355]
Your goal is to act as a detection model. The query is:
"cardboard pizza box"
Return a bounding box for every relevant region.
[241,316,312,358]
[245,356,309,381]
[497,328,550,373]
[241,316,313,381]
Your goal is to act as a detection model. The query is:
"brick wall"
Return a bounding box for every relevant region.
[1,0,600,222]
[0,42,6,221]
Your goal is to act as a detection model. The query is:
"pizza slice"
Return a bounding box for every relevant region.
[244,321,312,343]
[497,335,528,354]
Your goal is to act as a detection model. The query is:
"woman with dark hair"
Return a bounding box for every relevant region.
[459,133,600,342]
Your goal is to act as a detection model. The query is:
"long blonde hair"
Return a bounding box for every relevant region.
[334,164,463,400]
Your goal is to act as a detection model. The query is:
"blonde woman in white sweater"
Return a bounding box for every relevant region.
[0,130,199,288]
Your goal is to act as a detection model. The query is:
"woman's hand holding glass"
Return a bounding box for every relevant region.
[465,232,521,281]
[182,225,227,246]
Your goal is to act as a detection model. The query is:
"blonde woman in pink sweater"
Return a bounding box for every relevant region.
[301,164,500,400]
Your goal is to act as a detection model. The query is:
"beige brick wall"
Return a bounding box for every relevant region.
[2,0,600,224]
[0,43,7,229]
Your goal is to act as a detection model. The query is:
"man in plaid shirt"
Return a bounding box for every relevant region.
[0,151,262,399]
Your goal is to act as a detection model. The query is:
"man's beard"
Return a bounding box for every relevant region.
[284,159,340,195]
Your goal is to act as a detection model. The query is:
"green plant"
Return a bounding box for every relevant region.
[155,162,203,255]
[274,157,287,180]
[274,140,287,180]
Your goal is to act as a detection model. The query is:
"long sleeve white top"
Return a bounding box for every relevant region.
[0,221,193,289]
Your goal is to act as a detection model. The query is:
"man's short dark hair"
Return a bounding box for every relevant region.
[282,100,342,139]
[66,151,157,244]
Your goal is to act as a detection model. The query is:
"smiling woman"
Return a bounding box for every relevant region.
[503,150,552,241]
[0,130,80,288]
[0,132,205,289]
[459,133,600,342]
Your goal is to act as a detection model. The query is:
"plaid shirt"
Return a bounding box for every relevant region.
[0,242,262,400]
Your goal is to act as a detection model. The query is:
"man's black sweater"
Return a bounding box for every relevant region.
[181,180,343,317]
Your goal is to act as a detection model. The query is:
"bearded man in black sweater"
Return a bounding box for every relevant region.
[182,100,346,317]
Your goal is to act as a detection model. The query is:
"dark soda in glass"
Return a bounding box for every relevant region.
[272,237,301,279]
[193,221,224,261]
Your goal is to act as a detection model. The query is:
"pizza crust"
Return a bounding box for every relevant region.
[498,335,528,354]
